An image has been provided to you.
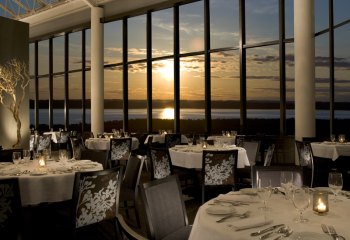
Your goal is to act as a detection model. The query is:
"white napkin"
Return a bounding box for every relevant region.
[216,193,260,203]
[230,215,273,231]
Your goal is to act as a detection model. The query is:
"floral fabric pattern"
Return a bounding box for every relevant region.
[204,151,236,185]
[151,150,171,179]
[76,172,120,228]
[299,144,312,167]
[0,183,15,227]
[110,139,131,162]
[37,135,51,152]
[59,132,70,144]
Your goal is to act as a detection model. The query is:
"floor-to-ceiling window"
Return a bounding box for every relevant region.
[29,0,350,138]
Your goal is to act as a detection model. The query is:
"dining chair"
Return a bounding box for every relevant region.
[116,213,148,240]
[71,167,124,239]
[149,147,174,180]
[0,178,22,239]
[0,148,23,162]
[201,149,238,203]
[109,137,132,167]
[37,134,52,153]
[58,131,70,149]
[119,155,145,228]
[250,165,304,188]
[70,136,85,160]
[80,149,109,169]
[164,133,182,148]
[242,140,261,166]
[295,140,314,187]
[139,175,192,240]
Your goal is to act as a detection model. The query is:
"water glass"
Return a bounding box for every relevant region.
[330,134,336,143]
[280,171,294,199]
[187,138,193,146]
[328,172,343,202]
[12,151,22,166]
[292,187,310,223]
[23,150,30,162]
[59,149,68,163]
[257,178,272,211]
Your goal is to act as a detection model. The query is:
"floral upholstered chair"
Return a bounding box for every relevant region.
[37,134,52,152]
[109,138,132,167]
[0,178,22,239]
[70,137,85,160]
[71,167,124,238]
[295,140,314,187]
[201,149,238,203]
[149,147,174,180]
[164,133,182,148]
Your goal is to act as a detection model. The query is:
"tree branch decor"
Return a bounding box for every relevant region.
[0,59,29,148]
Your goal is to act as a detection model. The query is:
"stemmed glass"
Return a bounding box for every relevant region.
[12,151,22,168]
[280,171,293,200]
[328,172,343,202]
[257,178,272,211]
[292,186,310,223]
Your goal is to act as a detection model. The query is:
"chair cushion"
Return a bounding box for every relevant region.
[162,225,192,240]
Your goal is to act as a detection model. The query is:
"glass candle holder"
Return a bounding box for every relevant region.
[202,140,208,149]
[338,134,346,143]
[38,156,46,167]
[313,191,329,215]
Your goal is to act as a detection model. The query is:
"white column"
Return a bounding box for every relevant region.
[294,0,315,141]
[91,7,104,136]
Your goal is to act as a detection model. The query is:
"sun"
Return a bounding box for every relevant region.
[159,61,174,81]
[161,108,174,119]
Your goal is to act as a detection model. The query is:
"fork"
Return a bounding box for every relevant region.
[328,226,346,240]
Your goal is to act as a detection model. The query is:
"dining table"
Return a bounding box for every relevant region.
[144,134,188,144]
[0,159,103,206]
[311,141,350,160]
[207,135,236,146]
[169,144,250,169]
[189,188,350,240]
[85,137,140,151]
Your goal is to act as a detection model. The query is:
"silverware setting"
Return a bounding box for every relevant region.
[216,211,250,223]
[259,226,292,240]
[250,224,285,236]
[212,199,249,206]
[321,224,346,240]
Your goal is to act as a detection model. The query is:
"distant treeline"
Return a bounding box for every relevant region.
[29,99,348,110]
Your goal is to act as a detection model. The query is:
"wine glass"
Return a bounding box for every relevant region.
[59,149,68,163]
[280,171,294,200]
[23,149,31,163]
[292,187,310,223]
[187,138,193,146]
[328,172,343,202]
[257,178,272,211]
[12,151,22,168]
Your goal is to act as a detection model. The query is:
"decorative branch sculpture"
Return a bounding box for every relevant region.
[0,59,29,148]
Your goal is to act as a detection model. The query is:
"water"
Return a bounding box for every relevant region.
[30,108,350,125]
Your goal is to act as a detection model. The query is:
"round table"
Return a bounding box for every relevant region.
[85,137,139,151]
[0,160,103,206]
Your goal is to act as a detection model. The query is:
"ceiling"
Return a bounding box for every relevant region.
[0,0,185,41]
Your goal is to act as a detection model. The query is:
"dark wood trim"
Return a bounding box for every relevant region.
[64,33,69,129]
[82,29,86,132]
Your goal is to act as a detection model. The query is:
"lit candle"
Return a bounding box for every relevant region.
[313,191,329,214]
[202,141,208,149]
[39,158,46,167]
[317,199,327,213]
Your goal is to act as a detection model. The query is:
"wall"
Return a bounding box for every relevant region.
[0,16,29,149]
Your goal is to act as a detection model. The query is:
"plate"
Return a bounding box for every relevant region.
[206,205,235,215]
[290,232,332,240]
[239,188,258,195]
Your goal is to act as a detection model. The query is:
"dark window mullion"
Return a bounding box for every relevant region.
[279,0,286,135]
[147,11,152,133]
[204,0,211,134]
[35,41,39,129]
[329,0,335,135]
[239,0,246,133]
[123,18,128,132]
[64,33,69,129]
[82,29,86,132]
[174,5,180,132]
[49,38,53,129]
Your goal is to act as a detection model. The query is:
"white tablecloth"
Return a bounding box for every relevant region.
[144,134,188,144]
[0,160,103,206]
[169,145,249,169]
[189,190,350,240]
[85,137,139,151]
[311,142,350,160]
[207,136,236,145]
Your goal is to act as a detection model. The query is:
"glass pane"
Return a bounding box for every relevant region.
[128,15,147,61]
[315,0,328,33]
[210,0,239,49]
[38,40,49,76]
[152,9,173,57]
[285,43,295,135]
[245,0,279,44]
[152,59,174,132]
[105,21,123,64]
[246,46,280,135]
[285,0,294,39]
[104,66,123,131]
[69,32,82,71]
[53,74,65,128]
[53,36,64,73]
[38,77,49,131]
[85,70,91,126]
[69,72,82,128]
[180,55,205,133]
[179,1,204,54]
[86,29,91,69]
[334,0,350,25]
[211,50,240,134]
[29,43,35,76]
[334,24,350,134]
[128,63,147,132]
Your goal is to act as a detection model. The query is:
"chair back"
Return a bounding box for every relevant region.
[71,167,124,229]
[139,175,190,240]
[70,137,85,160]
[164,133,182,148]
[37,134,52,152]
[80,149,109,169]
[0,148,23,162]
[123,155,145,191]
[149,147,173,180]
[116,214,148,240]
[0,178,22,238]
[242,140,261,166]
[251,165,304,188]
[110,138,132,165]
[59,131,70,144]
[295,140,314,187]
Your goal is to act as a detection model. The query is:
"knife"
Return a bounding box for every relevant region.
[250,224,285,236]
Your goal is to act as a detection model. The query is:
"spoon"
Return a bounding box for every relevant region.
[273,229,293,240]
[259,226,290,240]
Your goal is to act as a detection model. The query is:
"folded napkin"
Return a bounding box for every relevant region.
[230,215,273,231]
[216,193,260,203]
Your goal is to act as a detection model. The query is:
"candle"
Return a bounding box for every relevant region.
[202,141,208,149]
[317,199,327,213]
[39,158,46,167]
[313,191,329,214]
